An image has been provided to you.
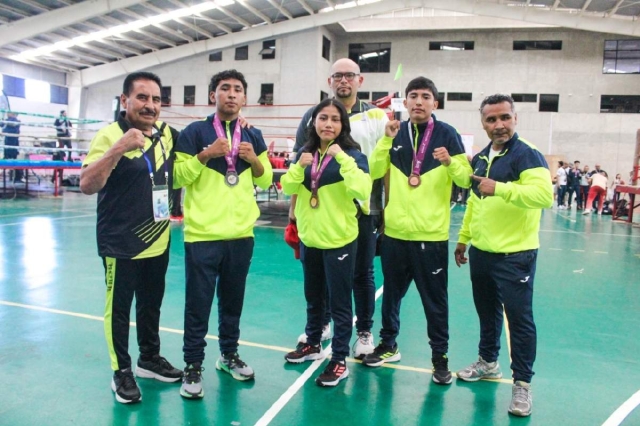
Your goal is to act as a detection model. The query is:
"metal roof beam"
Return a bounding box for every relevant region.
[118,8,193,42]
[0,0,145,48]
[236,0,273,24]
[265,0,293,20]
[295,0,315,15]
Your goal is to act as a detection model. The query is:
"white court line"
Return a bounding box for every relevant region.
[540,229,640,238]
[0,213,96,227]
[0,207,96,219]
[254,346,331,426]
[602,390,640,426]
[257,284,385,426]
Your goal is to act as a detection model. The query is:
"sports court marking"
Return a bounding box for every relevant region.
[540,229,640,238]
[601,389,640,426]
[0,207,96,219]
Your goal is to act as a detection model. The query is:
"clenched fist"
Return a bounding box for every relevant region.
[298,153,313,168]
[118,129,146,152]
[198,137,230,164]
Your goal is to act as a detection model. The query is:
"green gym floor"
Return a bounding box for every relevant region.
[0,194,638,426]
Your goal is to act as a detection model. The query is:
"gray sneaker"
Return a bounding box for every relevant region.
[456,356,502,382]
[180,362,204,399]
[216,353,255,381]
[509,381,532,417]
[352,331,375,360]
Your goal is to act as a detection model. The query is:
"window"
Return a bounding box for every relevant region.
[513,40,562,50]
[429,41,474,51]
[25,80,50,103]
[3,75,25,98]
[184,85,195,106]
[603,39,640,74]
[372,92,388,102]
[260,40,276,59]
[161,86,171,106]
[447,92,472,101]
[50,85,68,105]
[320,91,328,102]
[209,51,222,62]
[512,93,537,103]
[348,43,391,73]
[258,83,274,105]
[235,45,248,60]
[437,92,445,109]
[600,95,640,113]
[539,94,559,112]
[322,36,331,61]
[357,91,370,100]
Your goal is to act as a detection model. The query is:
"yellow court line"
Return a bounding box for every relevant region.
[0,299,514,386]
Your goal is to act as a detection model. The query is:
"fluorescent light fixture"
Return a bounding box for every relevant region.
[357,0,382,4]
[10,1,227,61]
[319,6,334,13]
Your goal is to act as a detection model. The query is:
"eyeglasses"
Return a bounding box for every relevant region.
[331,72,359,81]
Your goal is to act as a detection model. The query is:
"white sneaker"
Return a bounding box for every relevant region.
[582,209,591,215]
[298,324,332,344]
[352,331,375,359]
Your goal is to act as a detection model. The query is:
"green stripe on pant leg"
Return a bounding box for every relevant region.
[104,256,119,371]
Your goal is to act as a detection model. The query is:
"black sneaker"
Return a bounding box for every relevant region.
[180,362,204,399]
[432,354,453,385]
[284,343,324,364]
[135,354,183,383]
[315,360,349,387]
[361,342,401,367]
[111,368,141,404]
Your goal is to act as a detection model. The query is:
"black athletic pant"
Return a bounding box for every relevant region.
[468,246,538,383]
[379,236,449,356]
[103,250,169,371]
[183,238,254,363]
[301,240,357,361]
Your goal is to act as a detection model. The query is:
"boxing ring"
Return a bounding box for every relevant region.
[0,159,82,197]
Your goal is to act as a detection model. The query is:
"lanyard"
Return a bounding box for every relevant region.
[212,114,242,173]
[310,142,334,196]
[140,126,168,187]
[408,118,434,176]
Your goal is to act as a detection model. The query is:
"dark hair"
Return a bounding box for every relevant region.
[558,161,564,166]
[480,94,515,113]
[300,99,361,154]
[122,72,162,96]
[60,110,66,114]
[209,69,248,94]
[574,160,580,164]
[404,76,438,100]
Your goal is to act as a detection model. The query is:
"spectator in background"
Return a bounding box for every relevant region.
[2,112,23,183]
[582,171,608,215]
[579,165,590,210]
[556,161,567,209]
[566,160,582,209]
[54,110,73,161]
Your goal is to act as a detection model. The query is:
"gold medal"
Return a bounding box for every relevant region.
[310,195,319,209]
[408,174,421,187]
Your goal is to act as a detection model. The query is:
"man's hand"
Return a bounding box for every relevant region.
[385,120,400,139]
[238,116,252,129]
[298,153,313,168]
[327,144,342,158]
[454,243,468,267]
[433,147,451,166]
[472,174,497,196]
[198,137,229,164]
[118,129,146,152]
[238,142,258,164]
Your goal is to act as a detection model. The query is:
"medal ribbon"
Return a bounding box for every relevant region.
[212,114,242,173]
[409,117,435,177]
[310,144,334,197]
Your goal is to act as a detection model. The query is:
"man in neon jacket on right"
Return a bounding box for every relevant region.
[454,94,553,417]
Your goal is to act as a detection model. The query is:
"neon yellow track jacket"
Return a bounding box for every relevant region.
[369,117,472,242]
[458,134,553,253]
[282,148,371,249]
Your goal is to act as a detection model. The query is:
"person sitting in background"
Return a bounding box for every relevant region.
[582,171,608,215]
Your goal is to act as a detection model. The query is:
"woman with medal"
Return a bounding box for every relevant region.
[362,77,472,385]
[281,98,371,387]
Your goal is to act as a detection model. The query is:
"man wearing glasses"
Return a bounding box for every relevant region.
[290,58,388,360]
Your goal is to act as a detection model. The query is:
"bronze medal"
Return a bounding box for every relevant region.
[310,195,319,209]
[408,174,421,187]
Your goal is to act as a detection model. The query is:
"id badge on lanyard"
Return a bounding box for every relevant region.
[141,128,170,222]
[152,185,170,222]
